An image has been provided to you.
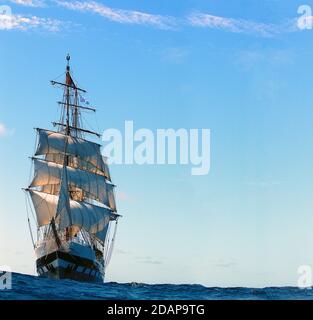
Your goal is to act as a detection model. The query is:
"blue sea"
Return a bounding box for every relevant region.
[1,273,313,300]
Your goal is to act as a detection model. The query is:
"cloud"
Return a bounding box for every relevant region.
[0,1,302,37]
[141,259,163,265]
[116,250,163,264]
[235,49,294,72]
[161,47,188,64]
[0,12,64,31]
[136,256,163,265]
[116,191,136,203]
[116,249,131,255]
[0,123,15,137]
[187,12,295,37]
[54,0,177,29]
[245,181,282,188]
[207,258,237,269]
[5,0,45,7]
[53,3,299,36]
[215,262,236,268]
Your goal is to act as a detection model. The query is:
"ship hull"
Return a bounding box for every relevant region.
[36,251,103,283]
[35,241,104,283]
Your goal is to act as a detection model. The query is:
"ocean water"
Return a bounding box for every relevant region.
[0,273,313,300]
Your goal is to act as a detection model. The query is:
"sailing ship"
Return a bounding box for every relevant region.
[24,55,120,283]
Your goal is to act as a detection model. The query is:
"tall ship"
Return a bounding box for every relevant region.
[24,55,120,283]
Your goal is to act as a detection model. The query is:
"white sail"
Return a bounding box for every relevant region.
[58,201,112,236]
[95,223,110,243]
[104,221,118,268]
[29,190,58,226]
[35,129,109,177]
[108,185,117,212]
[30,158,115,207]
[28,190,114,235]
[102,156,111,181]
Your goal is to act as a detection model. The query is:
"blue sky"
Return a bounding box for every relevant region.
[1,0,313,288]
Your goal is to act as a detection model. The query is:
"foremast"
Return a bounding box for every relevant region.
[26,55,119,271]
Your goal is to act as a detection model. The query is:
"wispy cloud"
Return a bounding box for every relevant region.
[208,258,237,269]
[245,180,282,188]
[188,12,295,37]
[215,261,237,268]
[0,1,302,36]
[136,256,163,265]
[0,123,15,137]
[115,249,132,255]
[161,47,188,64]
[235,49,294,72]
[116,191,136,203]
[4,0,45,7]
[0,12,64,31]
[54,0,177,29]
[141,259,163,265]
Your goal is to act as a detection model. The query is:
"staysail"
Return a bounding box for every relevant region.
[55,161,72,231]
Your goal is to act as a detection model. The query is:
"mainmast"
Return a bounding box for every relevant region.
[65,54,71,136]
[62,53,80,137]
[64,54,71,241]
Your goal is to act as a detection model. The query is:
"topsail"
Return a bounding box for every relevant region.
[35,128,111,179]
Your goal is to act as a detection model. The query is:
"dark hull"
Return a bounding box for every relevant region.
[36,251,103,283]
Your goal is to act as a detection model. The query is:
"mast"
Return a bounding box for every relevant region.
[73,86,79,131]
[51,55,99,138]
[65,54,72,240]
[65,54,71,136]
[66,54,80,136]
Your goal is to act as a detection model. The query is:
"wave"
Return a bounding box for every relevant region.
[0,273,312,300]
